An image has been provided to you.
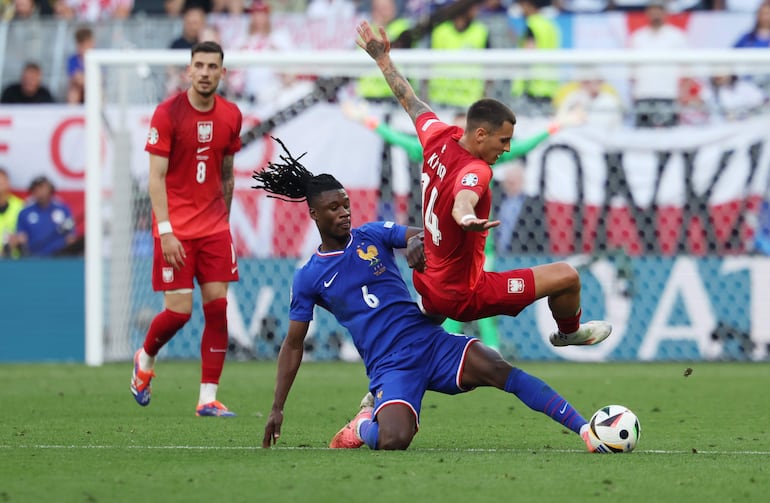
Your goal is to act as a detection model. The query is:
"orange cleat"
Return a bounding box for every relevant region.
[130,349,155,407]
[196,400,236,417]
[329,406,373,449]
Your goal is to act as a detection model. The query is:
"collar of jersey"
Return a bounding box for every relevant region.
[315,233,353,257]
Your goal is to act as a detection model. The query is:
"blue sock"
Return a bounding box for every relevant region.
[359,419,379,450]
[504,368,586,434]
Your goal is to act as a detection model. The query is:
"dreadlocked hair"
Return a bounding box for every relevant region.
[251,137,343,204]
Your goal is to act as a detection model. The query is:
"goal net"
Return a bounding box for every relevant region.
[84,47,770,366]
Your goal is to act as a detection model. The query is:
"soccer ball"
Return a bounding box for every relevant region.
[586,405,641,453]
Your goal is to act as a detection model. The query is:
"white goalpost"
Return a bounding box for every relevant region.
[84,47,770,366]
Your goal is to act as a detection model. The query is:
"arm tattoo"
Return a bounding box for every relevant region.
[381,62,431,123]
[222,156,234,214]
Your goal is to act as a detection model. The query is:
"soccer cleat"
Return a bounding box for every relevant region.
[580,424,597,453]
[549,320,612,347]
[329,403,373,449]
[130,349,155,407]
[360,391,375,409]
[196,400,236,417]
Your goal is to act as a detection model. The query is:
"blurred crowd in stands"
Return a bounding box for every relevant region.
[0,0,763,21]
[1,0,768,122]
[1,0,769,259]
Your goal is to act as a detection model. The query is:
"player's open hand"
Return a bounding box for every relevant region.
[356,21,390,61]
[263,409,284,448]
[459,217,500,232]
[406,232,426,272]
[160,234,186,270]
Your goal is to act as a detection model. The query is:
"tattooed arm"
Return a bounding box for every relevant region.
[222,155,234,214]
[356,21,432,125]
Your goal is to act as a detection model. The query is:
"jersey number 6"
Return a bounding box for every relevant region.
[361,285,380,308]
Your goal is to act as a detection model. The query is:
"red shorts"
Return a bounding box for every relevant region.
[152,230,239,291]
[419,268,536,322]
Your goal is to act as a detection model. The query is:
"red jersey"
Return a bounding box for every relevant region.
[145,92,242,240]
[413,112,492,297]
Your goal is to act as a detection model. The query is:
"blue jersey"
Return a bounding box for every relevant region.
[16,200,75,256]
[290,222,444,371]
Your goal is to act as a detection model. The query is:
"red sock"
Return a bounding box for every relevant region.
[143,309,191,356]
[201,298,228,384]
[555,307,581,335]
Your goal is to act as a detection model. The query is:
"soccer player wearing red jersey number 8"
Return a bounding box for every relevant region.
[356,21,611,347]
[130,41,243,417]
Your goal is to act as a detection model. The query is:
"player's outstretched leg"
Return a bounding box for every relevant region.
[580,424,597,453]
[130,349,156,406]
[329,392,374,448]
[549,320,612,347]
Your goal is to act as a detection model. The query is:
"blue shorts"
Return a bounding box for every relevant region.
[368,332,479,428]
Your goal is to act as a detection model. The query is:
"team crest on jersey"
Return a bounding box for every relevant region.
[162,267,174,283]
[147,127,159,145]
[507,278,525,294]
[197,121,213,142]
[357,243,385,276]
[461,173,479,187]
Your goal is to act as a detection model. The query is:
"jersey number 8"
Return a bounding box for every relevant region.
[196,161,207,184]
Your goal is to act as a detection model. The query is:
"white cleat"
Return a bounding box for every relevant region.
[359,391,374,409]
[549,320,612,347]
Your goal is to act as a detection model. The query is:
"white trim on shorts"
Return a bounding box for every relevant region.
[373,399,421,429]
[456,337,481,392]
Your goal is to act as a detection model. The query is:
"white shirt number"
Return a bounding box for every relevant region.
[361,285,380,309]
[196,161,207,184]
[421,172,441,246]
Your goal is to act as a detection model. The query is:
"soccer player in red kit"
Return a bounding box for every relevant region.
[357,22,611,347]
[130,41,243,416]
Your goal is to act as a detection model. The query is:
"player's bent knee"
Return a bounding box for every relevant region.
[555,262,581,290]
[377,428,415,450]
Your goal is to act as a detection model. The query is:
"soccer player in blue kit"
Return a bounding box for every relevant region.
[254,140,596,452]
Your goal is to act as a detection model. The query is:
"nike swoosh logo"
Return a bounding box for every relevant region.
[323,272,339,288]
[559,402,568,414]
[209,348,227,353]
[231,266,238,274]
[197,146,210,153]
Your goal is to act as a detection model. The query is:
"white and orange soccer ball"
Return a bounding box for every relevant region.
[585,405,641,453]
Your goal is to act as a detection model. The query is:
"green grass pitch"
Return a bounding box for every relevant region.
[2,361,769,502]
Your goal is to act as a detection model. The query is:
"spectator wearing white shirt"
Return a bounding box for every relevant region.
[306,0,355,20]
[627,0,688,128]
[553,71,625,130]
[700,73,767,123]
[228,1,297,109]
[52,0,133,21]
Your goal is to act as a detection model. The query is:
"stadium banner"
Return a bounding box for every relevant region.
[1,255,767,362]
[1,106,768,258]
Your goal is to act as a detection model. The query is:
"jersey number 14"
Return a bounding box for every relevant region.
[421,173,442,246]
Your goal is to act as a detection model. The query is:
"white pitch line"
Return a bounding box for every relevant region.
[2,445,770,455]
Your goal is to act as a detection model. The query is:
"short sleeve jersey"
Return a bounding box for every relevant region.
[145,92,242,240]
[290,222,444,371]
[413,112,492,296]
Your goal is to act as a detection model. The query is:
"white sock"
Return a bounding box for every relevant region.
[199,383,218,406]
[138,349,155,371]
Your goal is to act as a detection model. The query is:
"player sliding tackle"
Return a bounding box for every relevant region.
[356,21,612,347]
[255,138,599,451]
